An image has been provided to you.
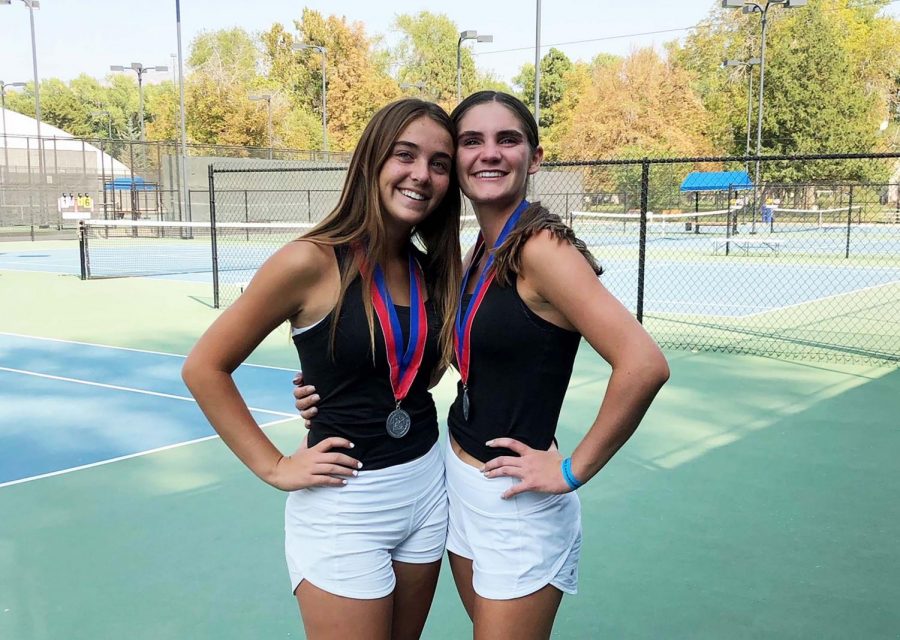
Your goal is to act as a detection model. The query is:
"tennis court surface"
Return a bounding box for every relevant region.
[2,263,898,639]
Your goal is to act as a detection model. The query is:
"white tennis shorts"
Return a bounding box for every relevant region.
[284,440,448,599]
[445,438,582,600]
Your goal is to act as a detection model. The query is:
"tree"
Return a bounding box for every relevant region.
[669,0,900,181]
[391,12,511,112]
[513,48,573,129]
[560,48,712,161]
[289,9,400,151]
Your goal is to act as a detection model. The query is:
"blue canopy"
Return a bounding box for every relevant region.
[104,177,157,191]
[680,171,752,192]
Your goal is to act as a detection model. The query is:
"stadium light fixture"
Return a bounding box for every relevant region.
[293,43,328,153]
[457,30,493,104]
[724,0,807,230]
[109,62,168,143]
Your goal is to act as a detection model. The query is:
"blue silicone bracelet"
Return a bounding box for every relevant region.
[561,457,582,491]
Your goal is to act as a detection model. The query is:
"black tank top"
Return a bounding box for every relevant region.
[447,280,581,463]
[293,246,440,470]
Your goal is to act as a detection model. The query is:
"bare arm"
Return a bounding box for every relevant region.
[183,241,360,490]
[482,231,669,497]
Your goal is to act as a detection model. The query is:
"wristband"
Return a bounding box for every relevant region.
[561,457,582,491]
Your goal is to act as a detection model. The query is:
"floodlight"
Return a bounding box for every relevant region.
[721,0,744,7]
[459,30,477,39]
[477,35,493,43]
[785,0,807,6]
[110,65,125,72]
[154,66,168,72]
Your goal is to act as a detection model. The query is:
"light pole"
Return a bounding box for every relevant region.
[249,93,274,159]
[90,109,113,140]
[457,30,493,104]
[534,0,542,126]
[293,43,328,152]
[175,0,191,222]
[1,81,26,182]
[90,110,113,219]
[722,1,806,193]
[2,1,44,218]
[723,57,760,172]
[110,63,168,144]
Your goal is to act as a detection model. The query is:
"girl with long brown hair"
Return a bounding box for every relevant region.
[183,98,461,639]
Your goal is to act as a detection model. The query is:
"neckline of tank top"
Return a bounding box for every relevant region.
[290,303,422,337]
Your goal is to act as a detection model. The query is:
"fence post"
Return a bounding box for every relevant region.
[209,164,220,308]
[726,185,733,256]
[845,185,854,260]
[244,189,250,241]
[637,159,649,324]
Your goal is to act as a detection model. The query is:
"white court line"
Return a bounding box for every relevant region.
[0,415,297,489]
[0,366,294,418]
[0,331,297,372]
[740,279,900,319]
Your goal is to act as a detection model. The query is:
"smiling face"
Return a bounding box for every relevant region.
[455,101,543,211]
[377,115,454,233]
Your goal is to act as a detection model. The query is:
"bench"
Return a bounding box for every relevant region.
[712,237,782,256]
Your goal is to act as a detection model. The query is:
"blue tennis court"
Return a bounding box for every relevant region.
[0,333,300,486]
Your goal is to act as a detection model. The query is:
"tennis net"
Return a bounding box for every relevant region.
[570,208,740,244]
[79,219,314,279]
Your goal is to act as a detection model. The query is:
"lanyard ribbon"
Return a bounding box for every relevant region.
[371,250,428,404]
[454,200,530,384]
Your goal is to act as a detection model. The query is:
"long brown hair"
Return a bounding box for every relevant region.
[450,91,600,281]
[303,99,462,368]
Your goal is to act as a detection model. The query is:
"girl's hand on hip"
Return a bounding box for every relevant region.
[481,438,569,499]
[269,437,361,491]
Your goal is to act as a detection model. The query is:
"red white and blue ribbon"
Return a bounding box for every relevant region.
[454,200,529,383]
[371,250,428,404]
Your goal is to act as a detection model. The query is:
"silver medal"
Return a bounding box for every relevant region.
[386,408,412,438]
[462,387,470,421]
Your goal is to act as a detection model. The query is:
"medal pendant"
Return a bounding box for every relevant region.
[386,408,412,438]
[462,387,470,421]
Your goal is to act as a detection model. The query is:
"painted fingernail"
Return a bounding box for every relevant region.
[485,440,494,446]
[311,394,320,402]
[341,479,347,485]
[357,462,363,469]
[348,442,355,448]
[352,470,359,477]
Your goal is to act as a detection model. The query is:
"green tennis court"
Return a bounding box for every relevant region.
[1,265,898,639]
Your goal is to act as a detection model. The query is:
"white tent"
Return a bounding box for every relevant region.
[0,107,130,176]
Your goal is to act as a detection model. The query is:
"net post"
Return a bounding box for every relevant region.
[845,185,854,260]
[637,159,649,324]
[78,220,88,280]
[209,164,220,309]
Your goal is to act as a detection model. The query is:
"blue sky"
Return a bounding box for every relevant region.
[1,0,898,90]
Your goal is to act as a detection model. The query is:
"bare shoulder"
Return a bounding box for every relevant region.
[255,239,336,287]
[519,228,585,275]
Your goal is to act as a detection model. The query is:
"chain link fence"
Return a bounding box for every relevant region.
[77,152,900,363]
[0,134,351,240]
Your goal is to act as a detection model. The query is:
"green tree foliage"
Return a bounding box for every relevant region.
[670,0,900,180]
[513,48,572,128]
[391,12,510,112]
[300,9,399,150]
